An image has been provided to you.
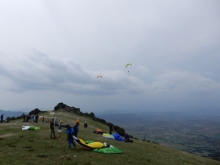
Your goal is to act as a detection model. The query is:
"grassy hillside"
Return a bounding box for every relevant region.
[0,109,220,165]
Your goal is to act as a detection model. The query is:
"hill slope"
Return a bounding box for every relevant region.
[0,109,220,165]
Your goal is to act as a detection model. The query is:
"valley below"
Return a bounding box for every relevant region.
[97,110,220,161]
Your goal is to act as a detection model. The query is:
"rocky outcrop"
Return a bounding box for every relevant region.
[54,102,81,114]
[29,108,41,115]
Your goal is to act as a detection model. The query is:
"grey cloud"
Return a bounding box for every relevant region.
[0,1,220,111]
[0,49,146,95]
[152,70,220,98]
[137,65,150,74]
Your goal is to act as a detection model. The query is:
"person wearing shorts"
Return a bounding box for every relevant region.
[58,121,62,140]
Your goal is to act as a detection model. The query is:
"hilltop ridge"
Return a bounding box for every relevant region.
[0,109,220,165]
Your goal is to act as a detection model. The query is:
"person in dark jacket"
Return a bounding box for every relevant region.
[35,114,39,123]
[124,133,133,142]
[1,114,4,123]
[50,118,56,139]
[109,123,115,134]
[73,122,79,137]
[22,113,25,122]
[83,122,88,129]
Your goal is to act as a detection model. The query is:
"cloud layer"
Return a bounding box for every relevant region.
[0,1,220,112]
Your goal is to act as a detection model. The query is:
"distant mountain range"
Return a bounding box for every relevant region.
[0,109,27,120]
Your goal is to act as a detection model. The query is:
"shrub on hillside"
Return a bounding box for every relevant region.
[29,108,41,115]
[92,117,107,124]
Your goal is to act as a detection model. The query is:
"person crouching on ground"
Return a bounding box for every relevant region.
[124,133,133,142]
[66,124,76,148]
[58,120,62,140]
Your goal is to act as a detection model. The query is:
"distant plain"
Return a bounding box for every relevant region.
[97,110,220,161]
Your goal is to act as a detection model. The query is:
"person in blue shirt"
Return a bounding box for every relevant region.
[66,124,76,148]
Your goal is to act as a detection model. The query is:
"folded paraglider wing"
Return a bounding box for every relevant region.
[102,133,115,139]
[22,125,40,130]
[102,133,122,141]
[73,136,104,150]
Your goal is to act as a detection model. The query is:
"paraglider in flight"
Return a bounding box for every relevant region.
[125,63,132,72]
[97,76,102,82]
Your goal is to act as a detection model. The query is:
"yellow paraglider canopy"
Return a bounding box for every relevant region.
[125,63,132,68]
[125,63,132,72]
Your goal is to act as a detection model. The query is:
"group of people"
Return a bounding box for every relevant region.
[50,118,82,148]
[22,114,40,123]
[49,117,132,148]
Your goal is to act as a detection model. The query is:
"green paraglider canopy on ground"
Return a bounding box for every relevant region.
[22,125,40,130]
[93,147,124,154]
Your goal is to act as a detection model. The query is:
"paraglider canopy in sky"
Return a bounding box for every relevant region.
[97,76,102,82]
[125,63,132,72]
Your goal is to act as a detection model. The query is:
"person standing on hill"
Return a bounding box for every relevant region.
[73,122,79,137]
[66,124,76,148]
[58,120,62,140]
[76,118,80,125]
[50,118,56,139]
[31,115,35,123]
[1,114,4,123]
[22,113,25,122]
[109,123,115,134]
[84,122,88,129]
[27,115,31,122]
[35,114,39,123]
[42,116,44,123]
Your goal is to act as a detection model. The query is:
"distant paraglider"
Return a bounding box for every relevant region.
[125,63,132,72]
[97,76,102,82]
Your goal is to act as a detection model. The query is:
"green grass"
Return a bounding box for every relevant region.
[0,110,220,165]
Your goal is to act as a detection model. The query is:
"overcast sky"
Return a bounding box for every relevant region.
[0,0,220,113]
